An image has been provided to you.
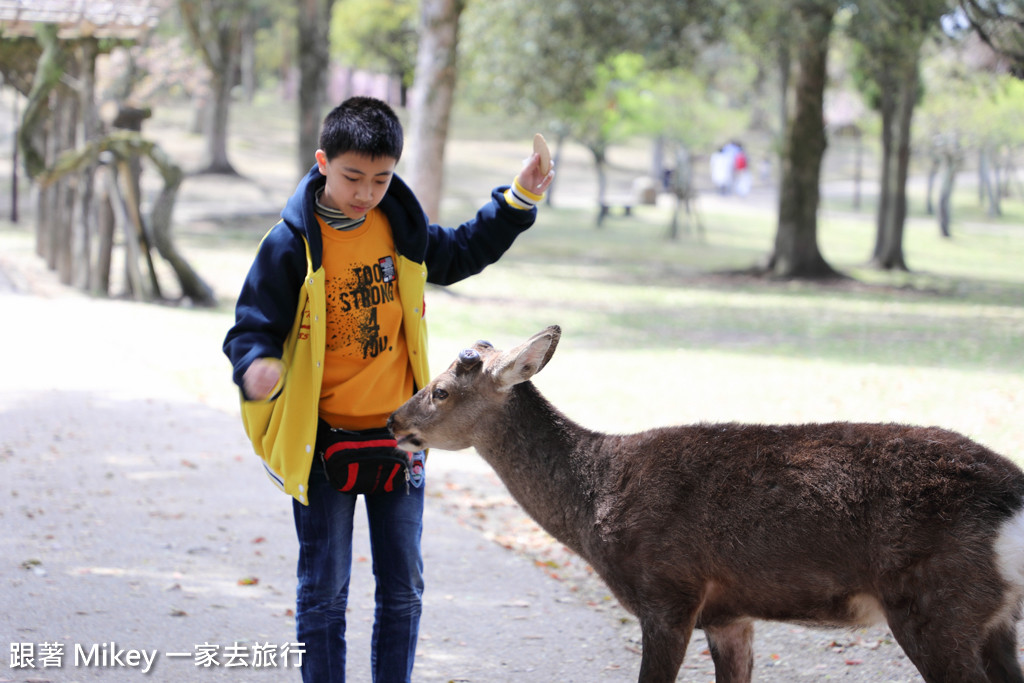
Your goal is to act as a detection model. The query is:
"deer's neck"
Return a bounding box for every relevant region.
[474,382,606,557]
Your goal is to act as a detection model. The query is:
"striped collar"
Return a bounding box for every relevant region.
[315,189,366,231]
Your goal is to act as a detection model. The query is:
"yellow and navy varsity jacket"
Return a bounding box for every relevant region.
[223,165,537,504]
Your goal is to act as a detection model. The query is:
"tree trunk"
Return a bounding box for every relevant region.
[767,1,840,279]
[239,11,256,103]
[979,146,1002,216]
[544,131,568,208]
[978,147,988,205]
[775,41,791,191]
[178,0,242,175]
[19,25,61,180]
[297,0,334,176]
[870,54,918,271]
[938,152,959,238]
[146,143,216,306]
[406,0,466,222]
[54,83,78,284]
[202,40,238,174]
[118,157,163,299]
[105,162,148,300]
[94,166,115,296]
[668,146,699,240]
[925,153,940,215]
[72,38,100,291]
[852,129,862,210]
[591,146,609,228]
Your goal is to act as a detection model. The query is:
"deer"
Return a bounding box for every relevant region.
[388,325,1024,683]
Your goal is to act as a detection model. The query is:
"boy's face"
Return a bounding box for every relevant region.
[315,150,397,220]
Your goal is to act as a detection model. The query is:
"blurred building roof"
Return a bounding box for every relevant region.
[0,0,161,40]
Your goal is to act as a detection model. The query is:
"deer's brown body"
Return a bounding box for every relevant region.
[389,326,1024,683]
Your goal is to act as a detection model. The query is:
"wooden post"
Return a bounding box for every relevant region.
[104,163,147,300]
[93,160,115,296]
[10,89,18,224]
[118,157,162,300]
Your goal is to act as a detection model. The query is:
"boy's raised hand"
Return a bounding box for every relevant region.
[517,134,555,194]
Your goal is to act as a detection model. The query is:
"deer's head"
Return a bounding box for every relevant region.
[388,325,561,452]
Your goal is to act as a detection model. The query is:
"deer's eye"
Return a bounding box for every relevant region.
[432,387,449,401]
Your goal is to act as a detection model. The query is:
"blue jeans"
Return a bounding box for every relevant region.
[293,454,425,683]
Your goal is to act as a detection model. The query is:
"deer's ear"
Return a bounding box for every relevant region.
[491,326,561,391]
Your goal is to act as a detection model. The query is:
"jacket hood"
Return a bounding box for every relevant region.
[280,165,326,270]
[280,164,429,271]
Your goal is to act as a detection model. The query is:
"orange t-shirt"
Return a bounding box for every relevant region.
[317,209,414,431]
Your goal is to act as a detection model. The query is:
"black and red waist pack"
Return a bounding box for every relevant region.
[316,420,409,495]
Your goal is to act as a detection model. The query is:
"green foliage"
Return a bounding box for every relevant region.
[982,75,1024,148]
[846,0,948,111]
[569,53,649,153]
[253,4,296,86]
[459,0,605,118]
[916,49,1024,152]
[555,51,748,161]
[330,0,418,84]
[640,69,749,152]
[915,50,983,148]
[459,0,727,119]
[459,3,749,157]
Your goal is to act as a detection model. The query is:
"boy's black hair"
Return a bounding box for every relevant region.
[319,96,403,162]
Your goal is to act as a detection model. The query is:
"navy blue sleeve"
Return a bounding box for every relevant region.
[424,187,536,286]
[222,223,306,390]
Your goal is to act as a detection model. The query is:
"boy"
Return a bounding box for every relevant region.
[223,96,553,682]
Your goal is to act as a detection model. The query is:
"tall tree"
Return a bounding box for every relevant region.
[850,0,948,270]
[297,0,337,176]
[330,0,418,105]
[767,0,842,279]
[178,0,248,174]
[405,0,465,221]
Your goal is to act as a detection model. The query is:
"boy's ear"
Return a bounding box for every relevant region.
[314,149,328,175]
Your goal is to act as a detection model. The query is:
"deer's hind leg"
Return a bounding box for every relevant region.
[981,621,1024,683]
[636,611,697,683]
[704,619,754,683]
[884,582,1002,683]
